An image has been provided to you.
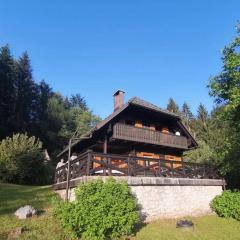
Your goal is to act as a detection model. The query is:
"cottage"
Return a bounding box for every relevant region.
[54,90,218,180]
[54,91,224,221]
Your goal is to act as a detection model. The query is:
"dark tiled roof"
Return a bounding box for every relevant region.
[129,97,180,118]
[84,97,179,137]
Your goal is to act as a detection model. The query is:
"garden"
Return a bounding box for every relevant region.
[1,182,240,240]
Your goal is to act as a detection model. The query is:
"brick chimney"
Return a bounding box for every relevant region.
[113,90,125,111]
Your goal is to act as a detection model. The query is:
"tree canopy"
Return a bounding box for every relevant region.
[0,45,101,159]
[208,24,240,187]
[166,98,180,114]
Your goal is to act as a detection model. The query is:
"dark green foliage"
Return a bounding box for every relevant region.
[0,44,101,158]
[209,24,240,107]
[69,93,88,110]
[0,133,47,184]
[211,190,240,221]
[197,103,208,124]
[166,98,180,114]
[14,52,37,132]
[54,178,140,240]
[44,94,101,156]
[181,102,193,124]
[184,105,228,172]
[192,103,210,143]
[0,45,15,139]
[0,44,101,184]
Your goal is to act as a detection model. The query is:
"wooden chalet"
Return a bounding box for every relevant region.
[55,90,219,184]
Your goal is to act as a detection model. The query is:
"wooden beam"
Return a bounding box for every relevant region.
[103,135,107,154]
[103,135,107,175]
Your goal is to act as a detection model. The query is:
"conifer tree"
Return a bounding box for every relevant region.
[70,94,88,111]
[14,52,36,132]
[182,102,193,120]
[0,45,15,138]
[166,98,180,114]
[197,103,208,125]
[181,102,194,131]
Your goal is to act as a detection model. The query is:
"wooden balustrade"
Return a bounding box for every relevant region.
[112,123,188,149]
[54,151,220,184]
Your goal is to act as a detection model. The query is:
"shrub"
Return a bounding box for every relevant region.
[211,190,240,220]
[54,178,140,240]
[0,133,46,184]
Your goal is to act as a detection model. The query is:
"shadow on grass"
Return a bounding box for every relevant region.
[133,221,147,235]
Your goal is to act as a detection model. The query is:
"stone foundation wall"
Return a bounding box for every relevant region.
[131,185,222,221]
[54,177,224,222]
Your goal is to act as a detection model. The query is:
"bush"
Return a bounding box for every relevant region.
[54,178,140,240]
[0,133,46,184]
[211,190,240,220]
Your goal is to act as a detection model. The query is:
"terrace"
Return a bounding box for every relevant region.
[54,150,220,187]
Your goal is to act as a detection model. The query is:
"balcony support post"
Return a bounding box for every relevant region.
[103,135,107,175]
[65,138,72,202]
[86,150,92,176]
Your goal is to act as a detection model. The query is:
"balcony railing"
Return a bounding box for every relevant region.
[54,151,220,184]
[112,123,188,149]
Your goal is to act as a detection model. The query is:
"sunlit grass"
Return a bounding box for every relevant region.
[133,215,240,240]
[0,183,70,240]
[1,183,240,240]
[0,183,54,215]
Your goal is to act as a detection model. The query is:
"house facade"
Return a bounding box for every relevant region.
[60,90,197,156]
[54,91,219,183]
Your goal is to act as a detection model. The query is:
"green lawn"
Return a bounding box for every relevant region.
[1,183,240,240]
[133,216,240,240]
[0,183,69,240]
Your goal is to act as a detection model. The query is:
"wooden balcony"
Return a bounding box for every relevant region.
[112,123,188,149]
[54,151,220,185]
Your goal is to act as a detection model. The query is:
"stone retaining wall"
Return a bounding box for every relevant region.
[54,177,224,221]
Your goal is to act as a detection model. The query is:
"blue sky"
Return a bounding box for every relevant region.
[0,1,239,118]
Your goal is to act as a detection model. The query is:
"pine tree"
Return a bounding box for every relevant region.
[197,103,208,124]
[37,80,53,119]
[0,45,15,138]
[190,103,210,143]
[14,52,36,132]
[31,80,53,143]
[0,44,101,159]
[166,98,180,114]
[70,94,88,111]
[181,102,194,130]
[182,102,193,120]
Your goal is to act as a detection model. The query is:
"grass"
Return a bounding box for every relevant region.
[0,183,69,240]
[133,216,240,240]
[1,183,240,240]
[0,183,54,215]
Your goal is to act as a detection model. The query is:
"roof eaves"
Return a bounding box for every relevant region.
[129,97,180,118]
